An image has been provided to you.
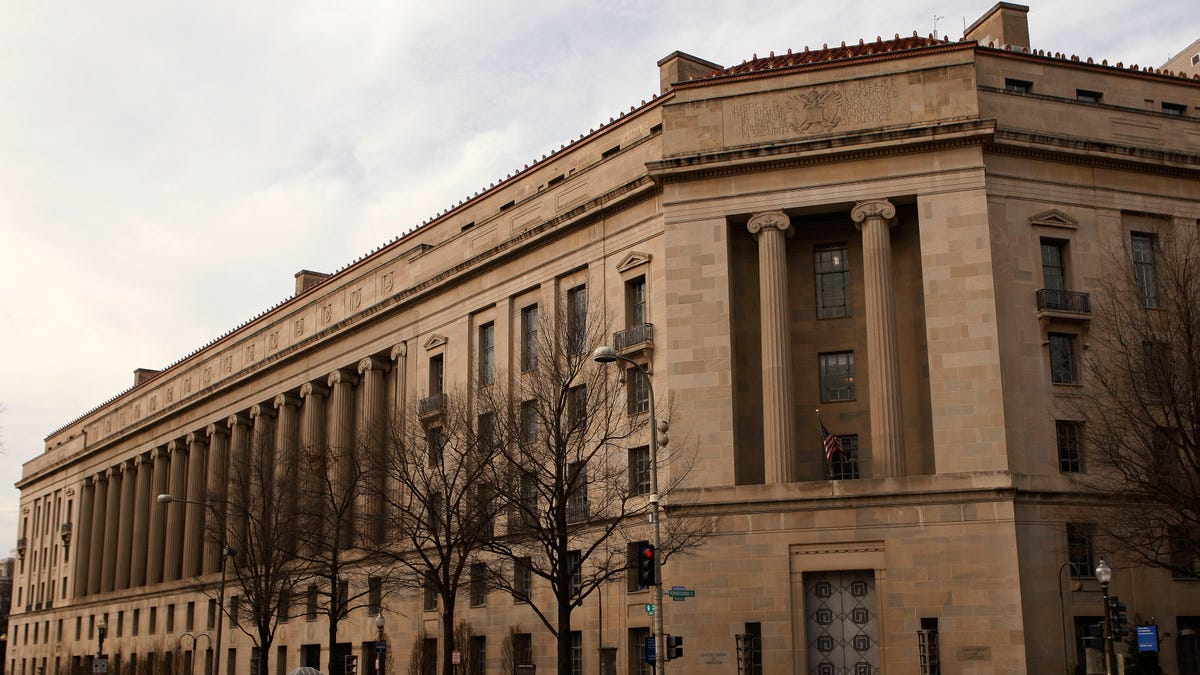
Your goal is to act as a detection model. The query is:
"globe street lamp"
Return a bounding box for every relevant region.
[592,345,668,672]
[1095,559,1114,675]
[375,613,386,675]
[159,493,234,675]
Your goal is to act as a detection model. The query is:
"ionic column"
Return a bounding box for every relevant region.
[129,453,152,587]
[87,471,109,595]
[203,423,230,575]
[114,460,137,590]
[182,432,208,578]
[100,466,122,592]
[852,199,906,477]
[73,477,96,598]
[747,211,798,484]
[163,440,189,581]
[358,356,390,543]
[386,343,408,533]
[249,403,277,517]
[227,413,252,552]
[390,342,408,428]
[327,368,359,546]
[274,393,301,551]
[145,447,169,584]
[298,382,329,549]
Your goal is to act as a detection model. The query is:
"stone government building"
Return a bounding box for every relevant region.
[9,3,1200,673]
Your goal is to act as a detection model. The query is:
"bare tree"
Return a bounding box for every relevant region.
[371,389,497,675]
[1076,225,1200,578]
[477,299,707,675]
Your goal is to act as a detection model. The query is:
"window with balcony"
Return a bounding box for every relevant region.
[819,352,856,402]
[626,275,647,326]
[814,243,850,319]
[429,354,444,396]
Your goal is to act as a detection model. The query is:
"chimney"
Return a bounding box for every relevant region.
[965,2,1031,51]
[294,270,329,295]
[133,368,161,387]
[657,51,723,94]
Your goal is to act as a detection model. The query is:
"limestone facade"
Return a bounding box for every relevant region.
[9,3,1200,674]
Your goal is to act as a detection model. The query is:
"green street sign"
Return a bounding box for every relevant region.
[645,603,656,615]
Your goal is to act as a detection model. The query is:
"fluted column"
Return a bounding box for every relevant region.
[358,356,389,543]
[274,393,301,551]
[163,440,189,581]
[129,453,152,587]
[114,460,137,590]
[748,211,798,483]
[73,477,96,598]
[203,423,230,575]
[100,467,122,592]
[227,413,252,553]
[327,368,359,547]
[87,472,109,595]
[250,403,277,524]
[387,343,408,534]
[298,382,329,550]
[182,432,208,578]
[145,447,170,584]
[852,199,906,477]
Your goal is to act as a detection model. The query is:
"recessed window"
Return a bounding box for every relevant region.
[829,435,860,480]
[819,352,856,402]
[429,354,444,397]
[1048,333,1079,385]
[470,563,486,607]
[1131,232,1158,308]
[567,284,588,355]
[1076,89,1103,103]
[626,275,647,327]
[1041,239,1068,292]
[521,304,539,372]
[1066,524,1095,578]
[423,574,437,611]
[627,365,650,415]
[628,446,650,496]
[513,557,532,602]
[478,322,495,386]
[814,243,850,319]
[568,385,587,431]
[1163,102,1187,116]
[1056,420,1084,473]
[1005,78,1033,94]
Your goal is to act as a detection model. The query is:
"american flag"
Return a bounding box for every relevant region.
[819,418,843,462]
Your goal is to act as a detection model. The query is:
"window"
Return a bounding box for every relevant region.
[570,631,583,675]
[305,585,318,621]
[513,557,532,602]
[186,602,194,631]
[1142,341,1170,397]
[629,446,650,496]
[520,400,539,445]
[829,435,860,480]
[568,385,587,431]
[472,481,495,538]
[429,354,445,397]
[470,563,486,607]
[166,604,175,632]
[1067,524,1095,578]
[521,304,539,371]
[1048,334,1079,385]
[429,492,443,537]
[478,412,496,451]
[814,244,850,318]
[208,599,217,629]
[1040,239,1067,292]
[819,351,856,402]
[630,627,652,675]
[1163,101,1187,116]
[626,275,647,326]
[470,636,487,675]
[568,550,583,598]
[744,622,764,675]
[1076,89,1103,103]
[627,541,651,592]
[567,462,588,521]
[1171,529,1200,579]
[627,365,650,415]
[148,607,156,634]
[1056,420,1084,473]
[918,617,941,675]
[422,638,438,675]
[1131,232,1158,308]
[478,322,495,385]
[514,633,533,668]
[1004,78,1032,93]
[567,284,588,355]
[427,427,445,467]
[368,577,382,615]
[226,598,236,628]
[278,589,290,623]
[423,574,437,611]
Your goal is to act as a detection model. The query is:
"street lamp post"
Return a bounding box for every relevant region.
[375,613,386,675]
[159,493,233,675]
[593,346,668,673]
[97,620,107,658]
[1095,559,1115,675]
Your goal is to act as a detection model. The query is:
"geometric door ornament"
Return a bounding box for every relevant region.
[805,570,881,675]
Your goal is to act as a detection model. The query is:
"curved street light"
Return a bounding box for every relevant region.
[159,494,234,675]
[1095,559,1114,675]
[592,345,669,672]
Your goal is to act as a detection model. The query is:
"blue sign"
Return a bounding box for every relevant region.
[1137,625,1159,652]
[645,636,656,665]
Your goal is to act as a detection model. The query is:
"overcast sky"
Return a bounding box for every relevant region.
[1,0,1197,553]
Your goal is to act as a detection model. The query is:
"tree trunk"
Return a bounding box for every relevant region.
[556,601,572,675]
[328,605,340,675]
[441,598,457,675]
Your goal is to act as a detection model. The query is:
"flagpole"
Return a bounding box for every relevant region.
[816,409,830,480]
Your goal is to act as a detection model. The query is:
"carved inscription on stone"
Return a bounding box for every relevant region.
[729,78,900,143]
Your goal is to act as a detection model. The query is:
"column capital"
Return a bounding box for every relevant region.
[747,210,792,237]
[299,381,329,399]
[249,402,276,419]
[133,453,148,469]
[206,422,229,439]
[167,439,188,456]
[147,446,167,462]
[227,412,251,429]
[274,392,301,410]
[390,342,408,361]
[358,355,390,375]
[104,467,116,479]
[116,459,133,474]
[185,431,207,448]
[327,368,359,388]
[851,199,897,226]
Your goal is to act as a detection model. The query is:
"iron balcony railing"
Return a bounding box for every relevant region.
[418,392,446,418]
[613,322,654,352]
[566,500,590,523]
[1036,288,1091,314]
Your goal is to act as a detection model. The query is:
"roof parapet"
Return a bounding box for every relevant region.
[657,50,723,94]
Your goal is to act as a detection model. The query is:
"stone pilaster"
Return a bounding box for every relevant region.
[748,210,798,484]
[73,477,95,598]
[114,460,136,590]
[100,466,121,592]
[145,447,169,585]
[203,423,230,575]
[182,432,208,578]
[852,199,906,477]
[129,453,152,587]
[87,471,108,595]
[163,439,189,581]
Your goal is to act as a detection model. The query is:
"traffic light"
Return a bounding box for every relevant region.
[637,542,656,586]
[667,634,685,661]
[1109,596,1130,638]
[345,654,358,675]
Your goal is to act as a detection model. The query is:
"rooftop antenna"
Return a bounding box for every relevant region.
[932,14,945,39]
